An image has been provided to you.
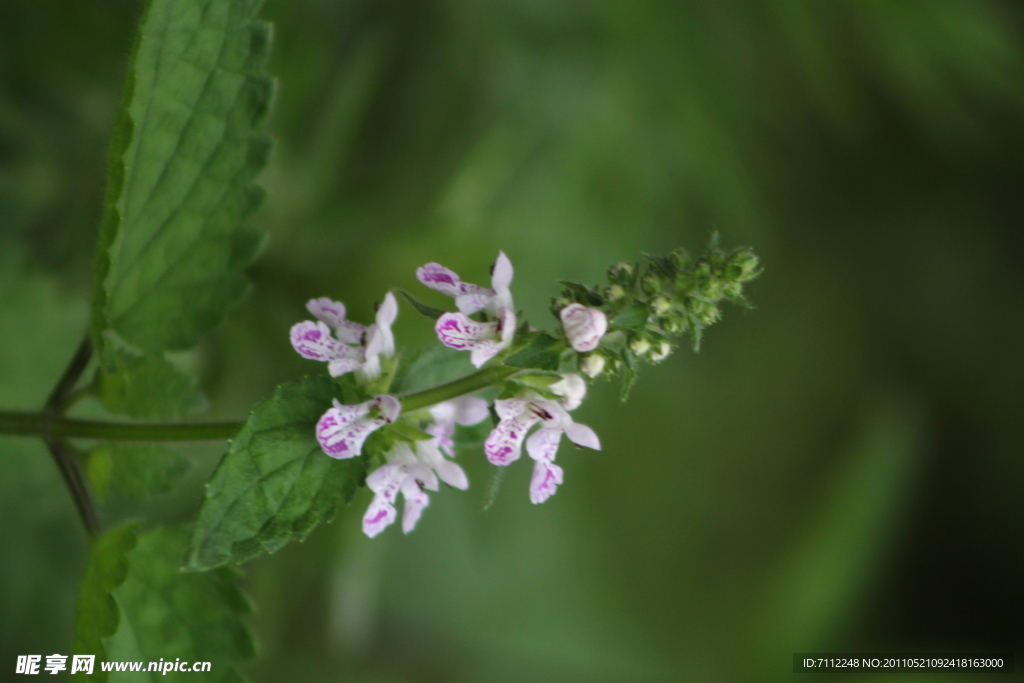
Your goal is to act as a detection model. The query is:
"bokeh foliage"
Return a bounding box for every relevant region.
[2,0,1022,681]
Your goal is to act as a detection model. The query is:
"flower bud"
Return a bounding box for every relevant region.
[641,274,664,296]
[651,296,673,315]
[606,284,627,301]
[560,303,608,352]
[608,262,635,285]
[630,337,651,356]
[649,341,671,362]
[727,249,760,282]
[669,248,691,271]
[580,353,606,378]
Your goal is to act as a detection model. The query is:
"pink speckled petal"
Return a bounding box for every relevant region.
[484,401,540,466]
[560,303,608,352]
[363,494,397,537]
[315,398,393,459]
[400,477,430,533]
[435,312,498,350]
[526,427,562,462]
[290,321,346,361]
[468,341,505,368]
[306,298,346,327]
[529,459,564,504]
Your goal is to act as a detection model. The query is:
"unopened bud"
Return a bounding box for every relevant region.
[727,249,760,282]
[652,296,673,315]
[580,353,606,378]
[606,284,627,301]
[630,337,651,356]
[608,262,635,284]
[641,274,664,296]
[669,248,691,270]
[649,341,671,362]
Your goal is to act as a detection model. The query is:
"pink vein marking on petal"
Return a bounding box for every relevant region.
[435,313,497,350]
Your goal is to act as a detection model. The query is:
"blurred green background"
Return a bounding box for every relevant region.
[2,0,1022,681]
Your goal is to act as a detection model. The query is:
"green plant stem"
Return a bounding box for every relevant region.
[0,366,518,443]
[398,366,516,412]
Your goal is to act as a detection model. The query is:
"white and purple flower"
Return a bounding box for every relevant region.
[435,307,516,368]
[560,303,608,352]
[426,396,491,457]
[419,253,518,367]
[362,439,470,538]
[315,394,401,459]
[417,251,514,316]
[484,397,600,504]
[290,292,398,380]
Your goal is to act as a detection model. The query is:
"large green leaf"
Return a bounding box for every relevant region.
[187,376,365,571]
[95,341,206,419]
[105,526,254,682]
[94,0,272,354]
[72,524,138,683]
[85,444,190,502]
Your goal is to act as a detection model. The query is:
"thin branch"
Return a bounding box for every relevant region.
[41,336,99,537]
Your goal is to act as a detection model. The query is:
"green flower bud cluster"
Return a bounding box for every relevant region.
[550,234,761,399]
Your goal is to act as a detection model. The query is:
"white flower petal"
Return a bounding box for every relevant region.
[441,396,490,426]
[563,420,601,450]
[551,373,586,411]
[434,459,469,490]
[400,477,430,533]
[491,251,514,294]
[526,427,562,462]
[327,357,363,377]
[455,292,493,316]
[435,312,498,350]
[306,298,347,329]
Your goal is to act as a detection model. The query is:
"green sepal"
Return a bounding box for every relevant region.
[187,375,366,571]
[388,419,434,442]
[611,300,649,331]
[396,288,446,319]
[558,281,605,306]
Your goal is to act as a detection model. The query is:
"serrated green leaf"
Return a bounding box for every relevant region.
[505,332,563,371]
[85,444,190,502]
[95,0,273,354]
[187,376,365,571]
[391,344,474,394]
[396,288,446,319]
[72,524,138,683]
[105,526,254,682]
[96,341,206,419]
